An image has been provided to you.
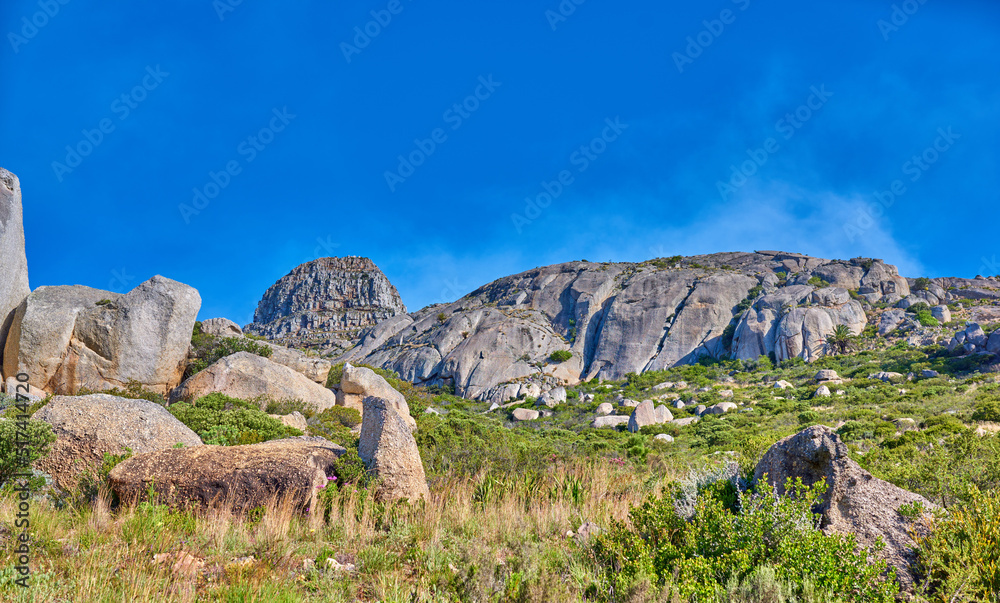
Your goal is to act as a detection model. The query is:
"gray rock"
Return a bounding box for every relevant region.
[965,323,987,347]
[0,168,29,370]
[814,385,831,397]
[921,369,940,378]
[652,381,674,391]
[628,400,656,432]
[672,400,685,409]
[269,411,308,432]
[620,398,640,408]
[655,405,674,423]
[704,402,737,415]
[595,402,614,416]
[591,415,629,428]
[877,309,907,336]
[199,317,243,338]
[245,257,406,357]
[988,330,1000,355]
[338,363,414,431]
[774,380,793,389]
[654,434,674,443]
[814,369,841,382]
[4,276,200,396]
[754,426,932,590]
[869,371,904,383]
[931,305,951,324]
[263,343,332,384]
[719,389,733,398]
[171,352,338,412]
[359,396,429,502]
[694,404,707,416]
[35,393,202,490]
[894,418,917,432]
[672,417,699,427]
[512,408,539,421]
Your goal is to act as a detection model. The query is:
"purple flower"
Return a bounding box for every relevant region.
[328,476,337,481]
[317,484,326,489]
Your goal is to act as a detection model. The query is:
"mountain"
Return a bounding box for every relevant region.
[244,257,406,356]
[334,251,999,400]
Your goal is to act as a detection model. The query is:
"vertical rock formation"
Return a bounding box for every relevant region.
[245,257,406,355]
[0,167,29,371]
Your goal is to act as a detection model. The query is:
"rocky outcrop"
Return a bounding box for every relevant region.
[627,400,673,432]
[245,257,406,356]
[3,276,200,395]
[338,252,902,399]
[0,168,29,370]
[199,317,331,384]
[108,437,345,511]
[199,317,243,338]
[732,285,866,362]
[358,396,429,502]
[170,352,337,411]
[33,394,202,490]
[338,363,415,431]
[754,425,933,590]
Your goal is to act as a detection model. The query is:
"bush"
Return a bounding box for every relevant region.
[0,418,56,488]
[912,277,931,291]
[592,478,899,601]
[325,362,399,389]
[79,379,165,406]
[914,486,1000,601]
[317,406,361,428]
[185,329,273,379]
[972,399,1000,422]
[168,393,299,445]
[549,350,572,363]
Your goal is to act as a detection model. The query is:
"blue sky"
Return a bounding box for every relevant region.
[1,1,998,324]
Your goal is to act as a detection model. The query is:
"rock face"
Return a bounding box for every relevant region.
[338,363,415,431]
[340,252,902,399]
[0,168,29,370]
[199,317,331,384]
[358,396,429,502]
[109,437,345,511]
[33,394,203,490]
[245,257,406,356]
[3,276,201,395]
[753,425,933,590]
[170,352,337,411]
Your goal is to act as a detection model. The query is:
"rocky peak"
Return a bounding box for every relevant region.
[245,256,406,355]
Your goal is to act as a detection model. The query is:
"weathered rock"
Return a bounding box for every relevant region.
[620,398,640,408]
[672,400,685,409]
[654,433,674,443]
[0,168,29,371]
[814,385,831,397]
[245,257,407,356]
[4,276,201,396]
[965,323,988,348]
[4,376,45,401]
[655,405,674,423]
[34,394,202,490]
[877,309,907,336]
[988,330,1000,355]
[171,352,337,412]
[672,417,699,427]
[774,380,793,389]
[704,402,737,415]
[753,426,933,590]
[920,369,940,378]
[595,402,614,416]
[512,408,539,421]
[338,363,415,431]
[694,404,707,416]
[358,396,429,502]
[718,389,733,398]
[109,437,344,511]
[628,400,655,432]
[269,411,308,432]
[199,318,243,338]
[591,415,629,428]
[263,344,332,384]
[814,369,841,383]
[931,305,951,324]
[869,371,903,383]
[893,418,917,432]
[652,381,674,391]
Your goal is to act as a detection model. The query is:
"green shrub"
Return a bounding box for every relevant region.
[184,331,273,379]
[168,393,299,445]
[317,406,361,429]
[808,276,830,288]
[79,379,166,406]
[549,350,572,363]
[912,277,931,291]
[0,418,56,488]
[325,362,399,389]
[592,478,899,601]
[972,399,1000,422]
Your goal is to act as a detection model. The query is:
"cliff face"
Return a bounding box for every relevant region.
[244,257,406,355]
[336,251,913,399]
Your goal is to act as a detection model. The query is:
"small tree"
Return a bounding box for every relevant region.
[826,324,857,355]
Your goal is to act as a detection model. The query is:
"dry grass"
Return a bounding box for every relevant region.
[0,460,673,602]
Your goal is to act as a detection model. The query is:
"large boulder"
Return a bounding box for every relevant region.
[988,330,1000,355]
[33,394,202,490]
[338,363,415,431]
[199,317,243,338]
[627,400,673,432]
[591,415,629,428]
[754,425,933,590]
[877,309,907,336]
[358,396,429,502]
[109,436,344,511]
[199,317,331,384]
[170,352,337,412]
[3,276,201,395]
[0,168,29,370]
